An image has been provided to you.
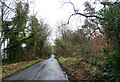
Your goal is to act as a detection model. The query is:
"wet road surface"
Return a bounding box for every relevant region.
[3,57,69,81]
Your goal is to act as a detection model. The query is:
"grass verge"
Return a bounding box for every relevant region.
[0,58,43,79]
[58,56,99,80]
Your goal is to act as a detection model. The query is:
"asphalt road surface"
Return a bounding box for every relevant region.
[3,56,69,81]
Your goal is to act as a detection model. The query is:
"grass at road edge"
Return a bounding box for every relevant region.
[0,58,43,79]
[58,56,99,80]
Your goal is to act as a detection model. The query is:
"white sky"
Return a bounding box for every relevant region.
[30,0,87,45]
[31,0,85,26]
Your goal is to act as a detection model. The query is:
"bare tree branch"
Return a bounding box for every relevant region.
[62,1,105,36]
[0,1,15,12]
[66,14,76,24]
[75,12,104,19]
[62,0,78,13]
[90,26,104,36]
[63,0,104,23]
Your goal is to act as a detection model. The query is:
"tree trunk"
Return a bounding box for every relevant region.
[1,2,4,64]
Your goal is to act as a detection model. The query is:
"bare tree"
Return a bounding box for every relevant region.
[62,0,105,36]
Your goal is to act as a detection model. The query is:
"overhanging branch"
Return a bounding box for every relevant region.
[75,12,104,20]
[63,0,104,24]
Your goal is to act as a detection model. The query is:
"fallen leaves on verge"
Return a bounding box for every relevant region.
[59,57,99,80]
[1,59,42,79]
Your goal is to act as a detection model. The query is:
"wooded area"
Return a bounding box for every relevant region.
[0,0,120,81]
[0,0,52,64]
[54,0,120,81]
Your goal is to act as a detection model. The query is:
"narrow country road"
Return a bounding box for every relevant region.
[3,56,69,81]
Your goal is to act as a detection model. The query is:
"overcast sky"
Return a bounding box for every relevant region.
[29,0,88,44]
[29,0,108,45]
[31,0,86,27]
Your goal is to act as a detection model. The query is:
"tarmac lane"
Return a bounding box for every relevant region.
[2,56,69,82]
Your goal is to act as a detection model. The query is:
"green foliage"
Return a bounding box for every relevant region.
[55,38,68,57]
[55,28,95,59]
[2,1,51,64]
[5,2,29,63]
[30,16,50,58]
[12,2,28,35]
[97,2,120,81]
[42,43,52,57]
[100,51,120,81]
[99,1,120,51]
